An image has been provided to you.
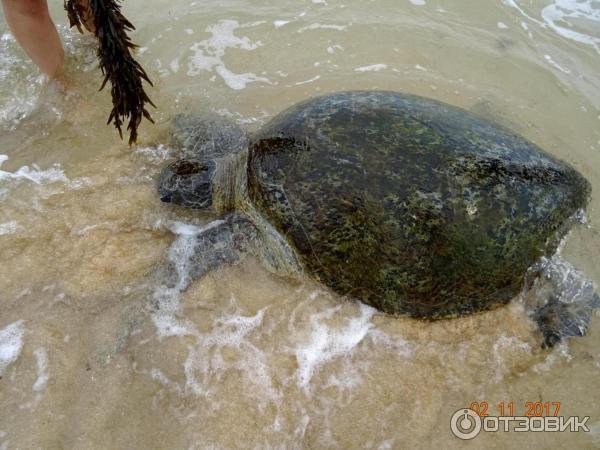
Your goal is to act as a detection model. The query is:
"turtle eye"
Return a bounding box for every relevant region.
[171,160,209,176]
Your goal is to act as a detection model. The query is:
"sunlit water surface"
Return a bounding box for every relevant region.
[1,1,600,449]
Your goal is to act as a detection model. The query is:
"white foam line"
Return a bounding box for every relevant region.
[0,320,25,376]
[298,23,348,33]
[295,75,321,85]
[502,0,547,27]
[215,65,270,91]
[355,64,388,72]
[544,54,572,73]
[0,221,19,236]
[32,347,48,392]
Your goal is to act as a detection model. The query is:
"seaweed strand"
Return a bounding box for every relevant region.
[65,0,155,145]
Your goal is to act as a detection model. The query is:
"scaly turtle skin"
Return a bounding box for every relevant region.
[246,91,590,318]
[158,91,595,344]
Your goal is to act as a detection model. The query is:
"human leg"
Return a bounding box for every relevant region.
[1,0,64,78]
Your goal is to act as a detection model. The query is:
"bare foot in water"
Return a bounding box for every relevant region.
[37,72,96,127]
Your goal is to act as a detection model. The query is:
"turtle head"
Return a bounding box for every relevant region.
[157,158,216,210]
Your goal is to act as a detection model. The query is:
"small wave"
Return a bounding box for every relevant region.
[0,155,90,196]
[0,155,69,185]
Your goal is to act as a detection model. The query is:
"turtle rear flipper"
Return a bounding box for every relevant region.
[526,256,599,348]
[533,295,599,348]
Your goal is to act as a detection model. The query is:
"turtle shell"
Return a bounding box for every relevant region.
[247,91,590,318]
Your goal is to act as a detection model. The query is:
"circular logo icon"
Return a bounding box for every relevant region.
[450,408,482,440]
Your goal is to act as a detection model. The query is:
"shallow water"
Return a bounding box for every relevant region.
[1,1,600,449]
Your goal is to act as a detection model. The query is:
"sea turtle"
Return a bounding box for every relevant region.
[157,91,598,346]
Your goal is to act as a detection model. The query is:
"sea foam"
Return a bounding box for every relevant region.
[187,20,270,90]
[149,219,278,402]
[32,348,48,392]
[0,154,90,192]
[541,0,600,52]
[294,303,376,390]
[504,0,600,52]
[151,220,225,338]
[0,321,25,376]
[355,64,388,72]
[0,221,19,236]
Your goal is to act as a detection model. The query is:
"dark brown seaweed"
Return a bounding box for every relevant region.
[65,0,155,145]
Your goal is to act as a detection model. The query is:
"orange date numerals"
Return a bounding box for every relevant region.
[469,401,489,416]
[498,401,514,416]
[524,401,561,417]
[469,401,561,417]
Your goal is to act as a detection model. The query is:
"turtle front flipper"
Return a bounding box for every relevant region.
[525,256,599,348]
[157,213,261,292]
